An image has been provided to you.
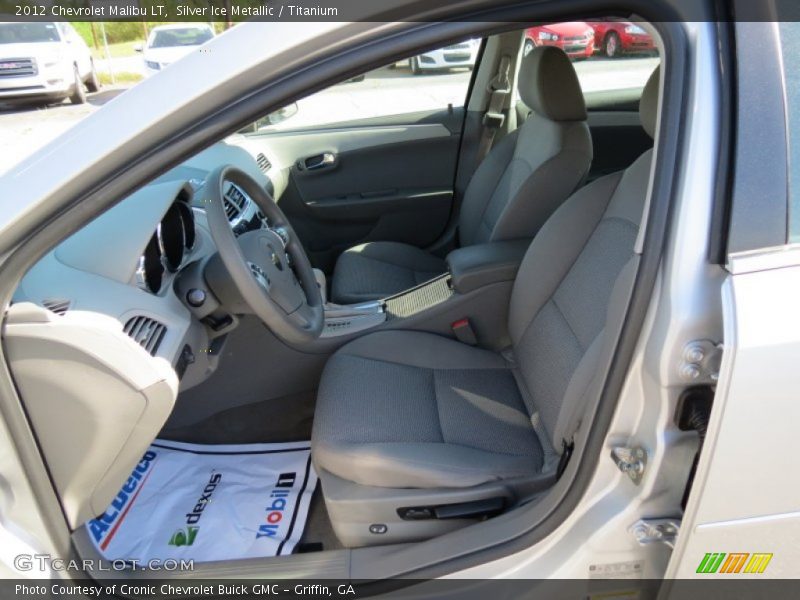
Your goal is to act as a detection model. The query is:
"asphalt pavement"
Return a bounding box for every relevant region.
[0,87,128,174]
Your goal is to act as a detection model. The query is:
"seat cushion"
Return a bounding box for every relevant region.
[330,242,446,304]
[312,331,545,488]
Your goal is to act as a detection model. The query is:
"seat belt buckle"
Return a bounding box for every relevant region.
[482,111,505,129]
[451,318,478,346]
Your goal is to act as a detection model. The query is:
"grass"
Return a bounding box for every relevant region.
[98,71,144,86]
[90,41,143,61]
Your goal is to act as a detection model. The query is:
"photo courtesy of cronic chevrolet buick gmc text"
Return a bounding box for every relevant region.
[0,0,798,595]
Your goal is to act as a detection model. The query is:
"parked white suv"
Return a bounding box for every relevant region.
[0,22,98,106]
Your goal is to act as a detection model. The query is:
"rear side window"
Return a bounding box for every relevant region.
[779,22,800,243]
[518,20,659,111]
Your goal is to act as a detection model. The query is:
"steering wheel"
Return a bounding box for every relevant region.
[204,165,323,345]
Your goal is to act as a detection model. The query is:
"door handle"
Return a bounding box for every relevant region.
[300,152,336,171]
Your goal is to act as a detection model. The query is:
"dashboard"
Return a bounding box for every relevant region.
[13,136,286,391]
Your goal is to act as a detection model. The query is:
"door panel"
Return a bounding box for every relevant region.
[236,36,478,273]
[249,108,464,273]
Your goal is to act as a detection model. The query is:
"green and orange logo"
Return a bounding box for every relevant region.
[696,552,773,574]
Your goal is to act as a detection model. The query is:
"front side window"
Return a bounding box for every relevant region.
[246,39,481,133]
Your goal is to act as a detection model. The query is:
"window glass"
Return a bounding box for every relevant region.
[0,23,61,44]
[779,22,800,243]
[149,27,214,49]
[247,39,480,133]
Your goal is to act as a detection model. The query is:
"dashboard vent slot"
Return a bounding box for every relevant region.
[124,316,167,356]
[223,183,248,221]
[42,298,71,315]
[256,153,272,173]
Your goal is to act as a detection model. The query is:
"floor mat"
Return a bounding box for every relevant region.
[298,488,343,552]
[87,440,317,562]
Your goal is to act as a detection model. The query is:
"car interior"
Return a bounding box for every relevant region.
[3,17,663,573]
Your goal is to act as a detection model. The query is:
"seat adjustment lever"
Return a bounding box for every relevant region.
[397,497,505,521]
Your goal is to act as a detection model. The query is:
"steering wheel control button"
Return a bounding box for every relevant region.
[272,226,289,247]
[248,261,270,290]
[186,288,206,307]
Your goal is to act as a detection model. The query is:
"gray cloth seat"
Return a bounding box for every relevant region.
[313,67,660,493]
[329,242,447,303]
[330,46,593,304]
[313,330,544,488]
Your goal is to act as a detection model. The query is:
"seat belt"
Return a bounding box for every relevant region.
[475,54,512,166]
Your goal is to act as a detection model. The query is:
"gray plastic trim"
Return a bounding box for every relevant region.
[248,123,452,169]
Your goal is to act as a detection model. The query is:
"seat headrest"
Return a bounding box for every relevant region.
[639,66,660,138]
[519,45,586,122]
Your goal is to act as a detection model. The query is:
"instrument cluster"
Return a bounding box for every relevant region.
[136,191,196,294]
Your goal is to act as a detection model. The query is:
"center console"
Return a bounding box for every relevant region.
[318,239,531,346]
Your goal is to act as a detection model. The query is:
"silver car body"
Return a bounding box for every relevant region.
[0,17,794,581]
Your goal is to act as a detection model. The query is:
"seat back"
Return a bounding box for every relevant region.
[458,46,592,247]
[508,67,660,452]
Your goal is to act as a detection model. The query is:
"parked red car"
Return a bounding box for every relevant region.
[588,20,656,58]
[524,22,595,61]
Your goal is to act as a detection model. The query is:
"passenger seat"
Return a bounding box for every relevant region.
[330,46,593,304]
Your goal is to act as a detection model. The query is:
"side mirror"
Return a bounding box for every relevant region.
[134,44,144,53]
[238,102,299,134]
[266,102,299,125]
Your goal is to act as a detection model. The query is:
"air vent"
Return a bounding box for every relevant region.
[42,298,70,315]
[256,153,272,173]
[223,183,249,222]
[124,316,167,356]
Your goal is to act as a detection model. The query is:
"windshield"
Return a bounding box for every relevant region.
[149,28,213,49]
[0,23,61,44]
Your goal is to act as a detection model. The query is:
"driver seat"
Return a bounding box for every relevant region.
[312,68,660,548]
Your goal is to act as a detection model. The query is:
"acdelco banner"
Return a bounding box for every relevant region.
[88,440,317,562]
